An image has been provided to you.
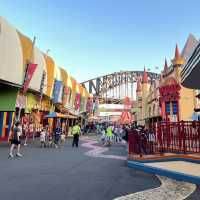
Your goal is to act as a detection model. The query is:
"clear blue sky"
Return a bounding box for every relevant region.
[1,0,200,82]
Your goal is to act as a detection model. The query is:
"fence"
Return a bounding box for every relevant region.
[155,121,200,153]
[128,121,200,156]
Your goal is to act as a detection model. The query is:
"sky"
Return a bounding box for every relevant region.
[1,0,200,83]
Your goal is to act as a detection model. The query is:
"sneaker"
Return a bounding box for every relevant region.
[24,143,27,146]
[8,153,14,158]
[16,153,23,157]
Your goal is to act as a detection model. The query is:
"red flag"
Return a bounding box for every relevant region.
[22,63,37,94]
[75,93,81,110]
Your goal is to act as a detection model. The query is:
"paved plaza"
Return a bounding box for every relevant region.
[0,136,199,200]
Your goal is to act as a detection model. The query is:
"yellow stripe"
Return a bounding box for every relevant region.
[43,53,55,97]
[17,31,34,73]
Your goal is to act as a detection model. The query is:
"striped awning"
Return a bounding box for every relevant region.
[181,42,200,89]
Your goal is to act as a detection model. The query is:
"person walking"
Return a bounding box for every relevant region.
[106,125,113,146]
[72,122,81,147]
[54,126,61,148]
[40,127,46,148]
[9,122,23,158]
[148,129,155,154]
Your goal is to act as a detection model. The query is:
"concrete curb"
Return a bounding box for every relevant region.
[128,160,200,185]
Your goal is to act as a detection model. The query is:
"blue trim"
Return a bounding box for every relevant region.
[128,160,200,185]
[129,157,200,164]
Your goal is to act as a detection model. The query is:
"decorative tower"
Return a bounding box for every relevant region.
[141,67,150,126]
[164,58,168,72]
[136,77,142,97]
[135,77,142,124]
[171,44,184,67]
[142,67,149,93]
[171,44,185,83]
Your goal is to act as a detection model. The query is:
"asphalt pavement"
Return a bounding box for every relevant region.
[0,136,161,200]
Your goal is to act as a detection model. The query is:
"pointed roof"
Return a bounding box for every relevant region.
[175,44,180,60]
[136,77,142,92]
[164,58,168,71]
[181,34,198,62]
[142,67,148,83]
[172,43,185,66]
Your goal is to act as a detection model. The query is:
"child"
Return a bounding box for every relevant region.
[54,126,61,148]
[60,131,66,146]
[48,133,53,148]
[40,128,46,148]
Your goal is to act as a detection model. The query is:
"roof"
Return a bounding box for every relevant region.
[181,34,199,62]
[136,78,142,92]
[142,67,148,83]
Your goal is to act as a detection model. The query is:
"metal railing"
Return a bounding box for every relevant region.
[128,121,200,156]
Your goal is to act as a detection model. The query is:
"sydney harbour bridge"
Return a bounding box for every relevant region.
[81,70,159,103]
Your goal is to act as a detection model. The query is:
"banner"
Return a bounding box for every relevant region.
[86,97,93,113]
[22,63,37,94]
[40,70,46,99]
[52,80,63,103]
[75,93,81,110]
[63,86,70,106]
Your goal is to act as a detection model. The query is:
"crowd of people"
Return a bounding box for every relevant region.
[8,119,156,158]
[98,123,129,146]
[97,123,156,155]
[8,120,81,158]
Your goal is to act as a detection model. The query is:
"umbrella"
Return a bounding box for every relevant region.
[44,112,77,119]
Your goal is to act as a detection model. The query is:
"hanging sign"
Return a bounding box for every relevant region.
[22,63,37,94]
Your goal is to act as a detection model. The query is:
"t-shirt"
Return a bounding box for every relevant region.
[40,131,46,142]
[13,127,20,141]
[55,128,61,139]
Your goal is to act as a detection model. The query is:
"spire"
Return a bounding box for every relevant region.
[171,43,185,66]
[136,77,142,92]
[164,58,168,71]
[175,43,180,60]
[142,67,148,84]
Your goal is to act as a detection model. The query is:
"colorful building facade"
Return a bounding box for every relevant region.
[0,17,90,141]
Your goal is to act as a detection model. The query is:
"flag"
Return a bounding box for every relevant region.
[52,80,63,103]
[22,63,37,94]
[40,70,46,99]
[75,93,81,110]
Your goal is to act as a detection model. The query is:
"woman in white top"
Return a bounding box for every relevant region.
[40,128,46,148]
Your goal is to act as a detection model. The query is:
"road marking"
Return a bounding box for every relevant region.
[81,137,126,160]
[81,137,196,200]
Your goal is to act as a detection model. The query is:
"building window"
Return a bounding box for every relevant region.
[172,101,178,114]
[165,102,170,115]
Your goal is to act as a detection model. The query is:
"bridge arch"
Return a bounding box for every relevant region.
[81,70,159,101]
